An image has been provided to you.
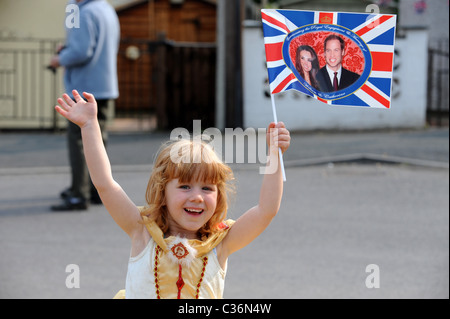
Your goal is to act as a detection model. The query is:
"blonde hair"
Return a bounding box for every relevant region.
[141,138,234,239]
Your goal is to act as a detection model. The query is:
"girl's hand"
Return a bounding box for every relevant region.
[267,122,290,154]
[55,90,97,128]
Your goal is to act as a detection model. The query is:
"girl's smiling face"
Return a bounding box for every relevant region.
[164,178,218,239]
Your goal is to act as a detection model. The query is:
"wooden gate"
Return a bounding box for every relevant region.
[117,36,216,131]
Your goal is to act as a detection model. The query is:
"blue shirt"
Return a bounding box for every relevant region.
[59,0,120,99]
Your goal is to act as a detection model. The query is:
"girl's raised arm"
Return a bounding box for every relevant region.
[219,122,290,261]
[55,90,142,237]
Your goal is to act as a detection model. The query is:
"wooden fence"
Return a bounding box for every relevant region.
[0,37,64,130]
[0,35,216,131]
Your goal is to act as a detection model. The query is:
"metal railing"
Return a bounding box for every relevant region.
[427,39,449,127]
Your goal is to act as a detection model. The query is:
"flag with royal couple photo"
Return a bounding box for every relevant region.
[262,9,397,108]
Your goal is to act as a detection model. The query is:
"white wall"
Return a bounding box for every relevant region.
[400,0,449,45]
[0,0,68,39]
[243,23,428,131]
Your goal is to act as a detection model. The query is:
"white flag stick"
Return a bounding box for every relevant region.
[270,94,287,182]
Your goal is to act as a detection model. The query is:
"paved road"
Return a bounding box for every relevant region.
[0,128,448,299]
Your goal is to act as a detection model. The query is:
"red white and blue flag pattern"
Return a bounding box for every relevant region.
[262,9,397,108]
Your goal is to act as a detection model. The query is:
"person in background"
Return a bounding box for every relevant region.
[49,0,120,211]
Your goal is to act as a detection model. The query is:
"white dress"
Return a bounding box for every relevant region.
[125,237,228,299]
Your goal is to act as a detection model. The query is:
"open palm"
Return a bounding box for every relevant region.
[55,90,98,128]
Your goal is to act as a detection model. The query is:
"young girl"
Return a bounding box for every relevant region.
[55,90,290,299]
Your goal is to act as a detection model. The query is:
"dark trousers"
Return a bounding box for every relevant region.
[67,99,109,201]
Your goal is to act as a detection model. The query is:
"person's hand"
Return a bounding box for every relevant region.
[55,90,98,128]
[55,44,65,54]
[267,122,290,154]
[49,55,60,69]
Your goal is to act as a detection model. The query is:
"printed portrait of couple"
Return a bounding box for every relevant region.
[289,31,364,94]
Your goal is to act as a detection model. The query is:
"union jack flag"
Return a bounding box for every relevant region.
[262,9,397,108]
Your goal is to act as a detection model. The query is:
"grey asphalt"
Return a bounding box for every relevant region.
[0,127,448,299]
